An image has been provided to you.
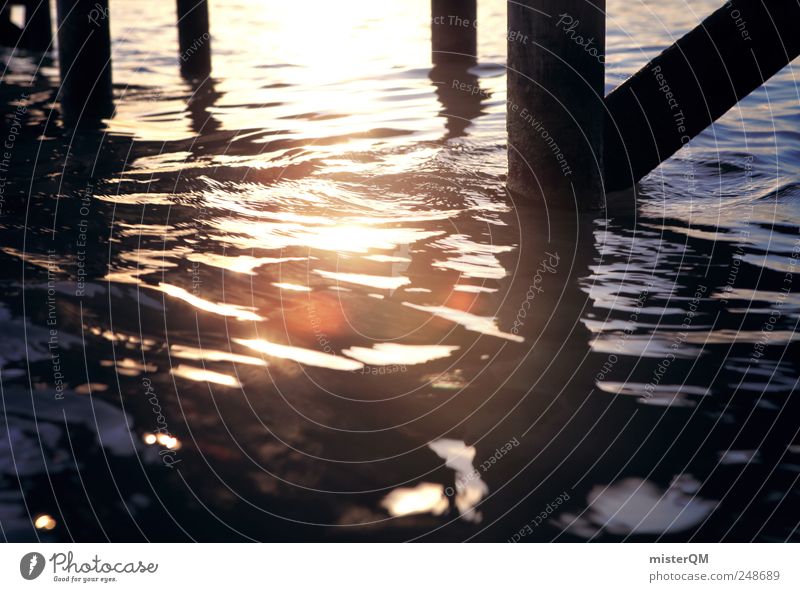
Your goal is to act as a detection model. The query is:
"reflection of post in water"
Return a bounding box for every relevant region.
[429,63,486,140]
[604,0,800,190]
[488,194,598,428]
[431,0,477,66]
[382,192,619,538]
[177,0,212,80]
[56,0,114,124]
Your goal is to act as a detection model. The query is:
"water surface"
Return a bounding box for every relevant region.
[0,0,798,541]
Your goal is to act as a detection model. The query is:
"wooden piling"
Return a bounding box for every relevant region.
[431,0,477,65]
[507,0,606,209]
[604,0,800,191]
[19,0,53,51]
[176,0,211,79]
[56,0,113,122]
[431,63,484,139]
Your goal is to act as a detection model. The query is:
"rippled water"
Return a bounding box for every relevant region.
[1,0,799,541]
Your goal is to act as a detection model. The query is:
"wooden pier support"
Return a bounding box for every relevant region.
[431,0,477,65]
[0,1,52,50]
[604,0,800,191]
[56,0,113,122]
[507,1,606,210]
[431,63,485,139]
[176,0,211,80]
[19,0,53,50]
[0,6,23,48]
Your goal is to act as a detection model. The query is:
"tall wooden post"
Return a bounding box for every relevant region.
[56,0,113,122]
[507,1,605,209]
[19,0,53,50]
[431,0,477,65]
[177,0,211,80]
[431,64,484,139]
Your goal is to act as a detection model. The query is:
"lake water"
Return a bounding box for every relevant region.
[1,0,798,541]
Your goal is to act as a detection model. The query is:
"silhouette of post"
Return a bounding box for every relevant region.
[177,0,211,80]
[604,0,800,191]
[56,0,113,122]
[507,1,605,209]
[0,5,23,48]
[431,0,477,65]
[19,0,53,50]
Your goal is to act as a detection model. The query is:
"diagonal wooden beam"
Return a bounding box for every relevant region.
[604,0,800,191]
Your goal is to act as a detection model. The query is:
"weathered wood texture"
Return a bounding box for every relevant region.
[507,0,606,209]
[177,0,211,79]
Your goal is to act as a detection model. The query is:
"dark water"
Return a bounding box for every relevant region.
[1,0,799,541]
